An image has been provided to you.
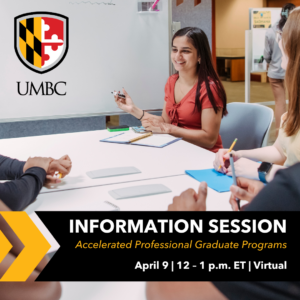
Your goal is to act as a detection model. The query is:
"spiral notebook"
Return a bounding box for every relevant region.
[100,132,181,148]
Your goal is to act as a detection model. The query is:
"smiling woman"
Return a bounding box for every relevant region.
[114,27,227,152]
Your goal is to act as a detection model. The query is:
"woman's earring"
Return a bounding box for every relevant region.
[198,60,201,64]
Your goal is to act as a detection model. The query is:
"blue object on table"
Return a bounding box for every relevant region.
[185,169,233,193]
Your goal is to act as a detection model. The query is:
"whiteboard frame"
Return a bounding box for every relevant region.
[0,0,173,124]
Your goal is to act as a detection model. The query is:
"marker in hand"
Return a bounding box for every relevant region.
[112,91,126,99]
[53,172,62,180]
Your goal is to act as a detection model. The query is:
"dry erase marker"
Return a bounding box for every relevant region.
[229,153,240,211]
[150,0,160,10]
[111,91,126,99]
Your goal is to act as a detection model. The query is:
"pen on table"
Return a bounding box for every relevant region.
[218,138,238,170]
[229,153,240,211]
[111,91,126,99]
[129,132,152,143]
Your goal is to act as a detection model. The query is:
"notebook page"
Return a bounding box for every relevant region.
[107,132,143,143]
[133,134,179,147]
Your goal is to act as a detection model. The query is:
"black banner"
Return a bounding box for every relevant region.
[36,212,300,281]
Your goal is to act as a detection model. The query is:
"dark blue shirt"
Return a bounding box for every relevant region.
[0,155,46,211]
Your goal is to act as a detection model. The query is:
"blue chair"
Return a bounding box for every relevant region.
[219,102,274,151]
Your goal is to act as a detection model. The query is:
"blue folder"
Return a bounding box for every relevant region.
[185,169,233,193]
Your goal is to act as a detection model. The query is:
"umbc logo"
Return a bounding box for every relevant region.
[14,12,69,74]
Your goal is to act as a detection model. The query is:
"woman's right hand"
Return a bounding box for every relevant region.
[46,155,72,183]
[213,149,240,174]
[114,88,136,114]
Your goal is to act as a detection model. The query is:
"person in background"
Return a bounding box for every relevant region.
[264,3,295,135]
[114,27,227,152]
[0,154,72,211]
[146,164,300,300]
[214,7,300,183]
[0,200,61,300]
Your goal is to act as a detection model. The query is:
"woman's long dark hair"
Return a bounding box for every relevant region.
[172,27,227,116]
[278,3,295,31]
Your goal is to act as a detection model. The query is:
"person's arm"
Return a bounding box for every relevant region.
[223,139,287,180]
[0,167,47,211]
[140,102,172,125]
[169,108,222,148]
[114,88,169,124]
[214,138,286,175]
[244,163,300,211]
[235,139,286,165]
[264,33,272,64]
[129,106,166,123]
[0,155,26,180]
[0,157,52,211]
[229,177,265,211]
[0,153,72,184]
[143,107,222,148]
[225,158,286,182]
[46,155,72,184]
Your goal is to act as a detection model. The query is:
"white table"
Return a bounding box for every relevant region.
[27,175,231,300]
[2,130,231,300]
[27,175,232,254]
[0,130,215,194]
[30,175,231,213]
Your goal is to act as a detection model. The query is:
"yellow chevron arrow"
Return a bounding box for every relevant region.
[0,230,12,263]
[0,212,51,282]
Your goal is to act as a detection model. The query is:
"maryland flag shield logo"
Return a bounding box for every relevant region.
[15,12,69,74]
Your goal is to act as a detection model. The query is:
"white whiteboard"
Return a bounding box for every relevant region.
[249,8,281,72]
[0,0,170,121]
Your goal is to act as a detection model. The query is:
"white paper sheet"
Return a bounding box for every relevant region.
[105,132,180,147]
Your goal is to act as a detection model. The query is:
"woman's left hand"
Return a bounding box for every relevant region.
[226,158,260,180]
[142,119,172,134]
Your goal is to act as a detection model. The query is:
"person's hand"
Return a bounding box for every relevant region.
[23,157,53,173]
[46,155,72,183]
[213,149,240,174]
[141,114,164,127]
[227,158,260,180]
[142,118,172,134]
[114,88,136,114]
[168,182,207,211]
[229,177,265,211]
